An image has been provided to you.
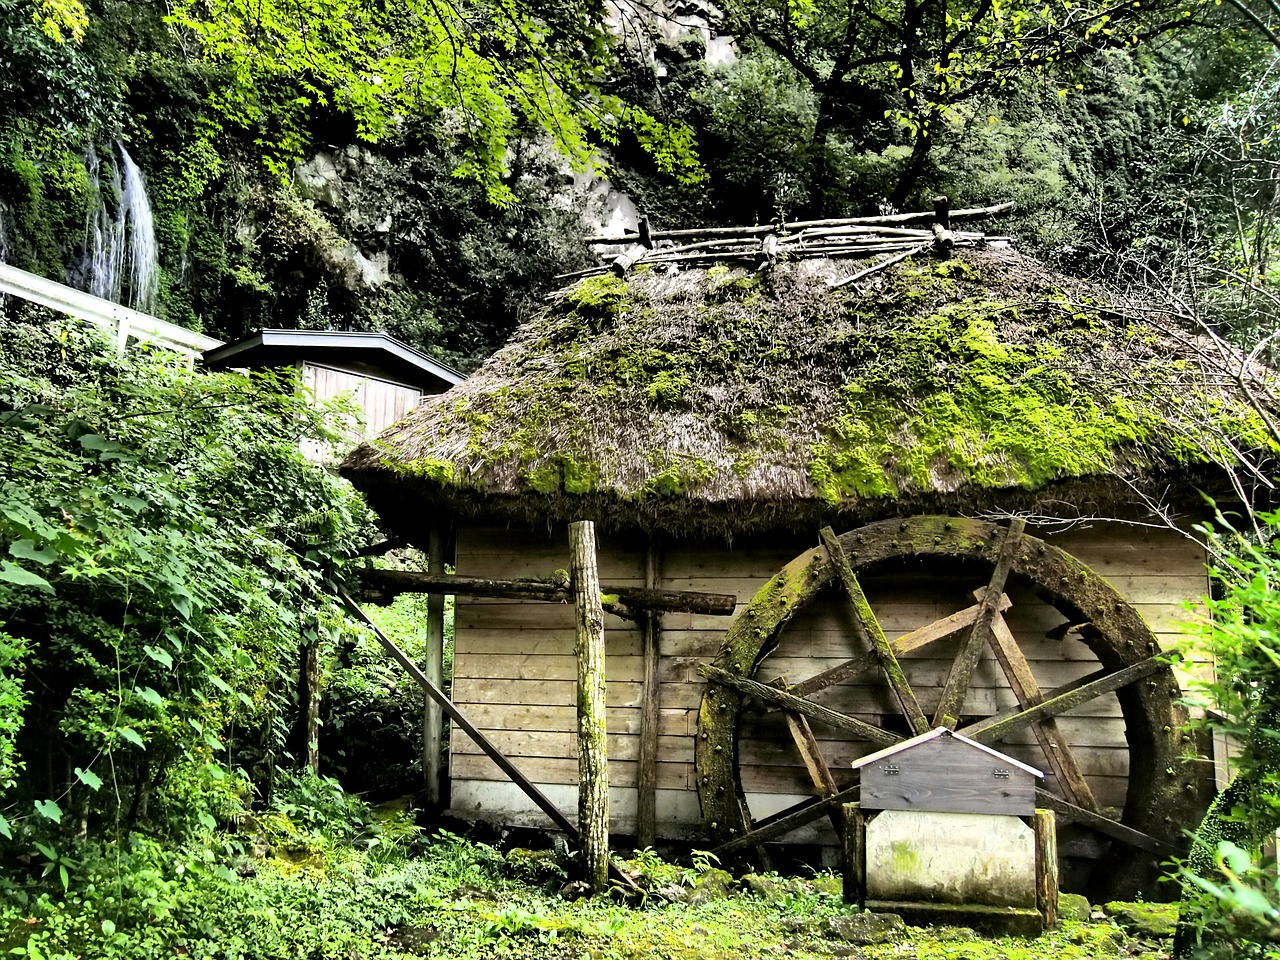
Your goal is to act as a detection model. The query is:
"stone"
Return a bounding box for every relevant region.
[742,873,782,898]
[559,879,592,901]
[1058,892,1092,922]
[654,883,690,903]
[687,868,735,903]
[823,912,906,946]
[294,153,345,208]
[1103,901,1178,937]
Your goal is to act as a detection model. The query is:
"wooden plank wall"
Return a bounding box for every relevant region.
[303,363,423,438]
[448,522,1210,841]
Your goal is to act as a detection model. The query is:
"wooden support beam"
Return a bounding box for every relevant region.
[987,612,1100,813]
[337,590,578,838]
[300,637,321,774]
[842,803,867,907]
[1034,809,1058,930]
[960,655,1168,743]
[340,587,640,893]
[782,593,1011,699]
[711,783,861,854]
[636,536,661,850]
[699,664,902,747]
[820,527,928,734]
[784,706,845,834]
[1034,790,1178,858]
[359,568,736,619]
[570,521,609,894]
[933,519,1026,728]
[612,244,648,275]
[422,522,446,807]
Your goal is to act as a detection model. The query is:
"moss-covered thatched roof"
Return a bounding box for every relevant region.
[342,248,1278,537]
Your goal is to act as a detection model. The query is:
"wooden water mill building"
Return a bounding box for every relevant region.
[342,211,1277,901]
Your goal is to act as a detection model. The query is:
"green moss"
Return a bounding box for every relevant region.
[806,295,1179,500]
[646,369,693,407]
[402,457,456,483]
[520,455,601,495]
[637,455,715,497]
[566,274,632,328]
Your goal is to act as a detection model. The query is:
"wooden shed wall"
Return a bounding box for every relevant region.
[303,362,424,439]
[447,523,1209,840]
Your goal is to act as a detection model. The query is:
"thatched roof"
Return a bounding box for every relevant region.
[342,248,1278,537]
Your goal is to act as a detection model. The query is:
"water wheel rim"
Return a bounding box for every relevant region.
[694,516,1201,898]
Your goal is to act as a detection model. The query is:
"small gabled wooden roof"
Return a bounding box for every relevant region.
[204,329,463,393]
[851,727,1044,779]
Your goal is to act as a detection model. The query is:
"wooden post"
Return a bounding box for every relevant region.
[842,802,866,907]
[1034,809,1058,930]
[570,520,609,893]
[636,535,661,849]
[423,522,446,807]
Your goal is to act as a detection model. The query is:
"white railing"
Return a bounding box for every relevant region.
[0,262,223,358]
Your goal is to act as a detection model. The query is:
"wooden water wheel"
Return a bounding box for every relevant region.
[694,516,1204,900]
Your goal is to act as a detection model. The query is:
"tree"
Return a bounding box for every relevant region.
[1174,512,1280,956]
[166,0,702,202]
[716,0,1195,210]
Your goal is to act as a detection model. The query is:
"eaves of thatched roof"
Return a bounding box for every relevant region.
[342,248,1278,538]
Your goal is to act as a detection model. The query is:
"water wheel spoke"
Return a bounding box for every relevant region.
[987,611,1102,813]
[782,706,846,833]
[958,654,1168,744]
[820,527,929,734]
[1035,790,1179,858]
[933,518,1026,728]
[783,593,1014,699]
[711,784,861,855]
[700,664,903,747]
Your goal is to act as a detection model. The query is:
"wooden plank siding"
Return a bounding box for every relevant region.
[447,523,1210,837]
[302,362,424,441]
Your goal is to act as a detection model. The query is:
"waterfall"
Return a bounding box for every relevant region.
[82,142,159,314]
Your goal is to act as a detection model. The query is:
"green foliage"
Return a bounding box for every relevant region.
[322,592,455,795]
[0,0,106,134]
[0,312,372,844]
[0,125,93,276]
[1174,510,1280,957]
[710,0,1188,208]
[165,0,702,201]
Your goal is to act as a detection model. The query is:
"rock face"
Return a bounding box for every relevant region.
[292,148,392,294]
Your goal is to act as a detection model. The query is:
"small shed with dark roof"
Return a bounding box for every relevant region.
[340,237,1277,902]
[204,329,462,441]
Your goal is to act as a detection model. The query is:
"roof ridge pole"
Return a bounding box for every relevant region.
[570,520,610,894]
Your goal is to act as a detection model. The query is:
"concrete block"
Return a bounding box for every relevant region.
[866,810,1036,908]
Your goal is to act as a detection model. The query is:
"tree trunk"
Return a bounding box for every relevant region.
[301,640,321,775]
[570,520,609,894]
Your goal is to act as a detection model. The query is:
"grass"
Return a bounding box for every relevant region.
[0,825,1178,960]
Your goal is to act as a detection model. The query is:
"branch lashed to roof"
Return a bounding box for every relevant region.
[342,248,1278,536]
